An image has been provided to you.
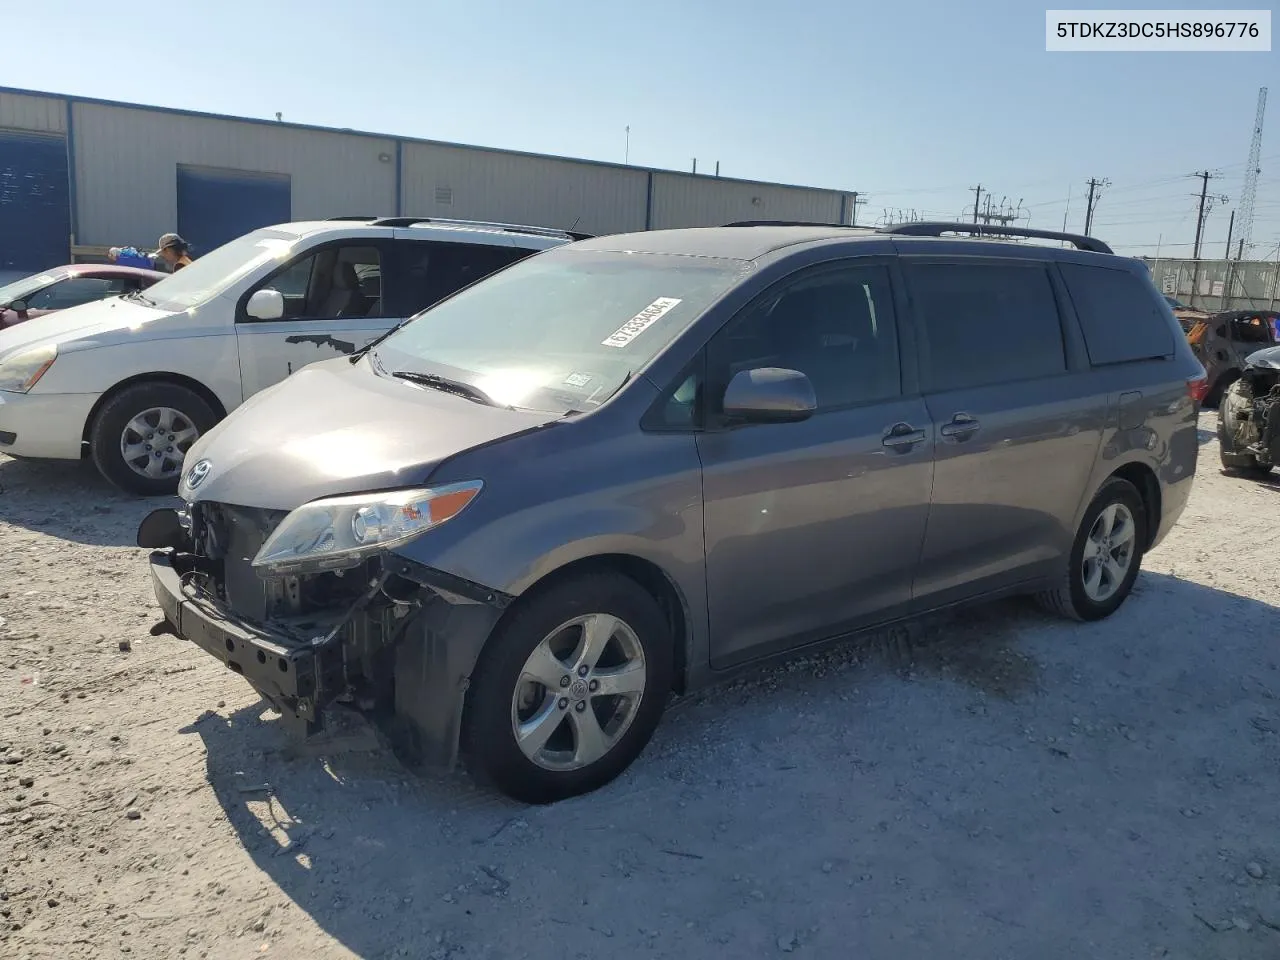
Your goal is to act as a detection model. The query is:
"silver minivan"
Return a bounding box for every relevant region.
[139,222,1206,804]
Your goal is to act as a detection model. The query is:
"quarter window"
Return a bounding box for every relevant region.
[907,262,1066,392]
[706,263,901,415]
[1058,263,1175,365]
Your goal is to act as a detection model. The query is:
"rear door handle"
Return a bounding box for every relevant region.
[882,422,927,451]
[939,414,980,440]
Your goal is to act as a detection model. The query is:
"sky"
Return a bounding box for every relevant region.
[5,0,1278,258]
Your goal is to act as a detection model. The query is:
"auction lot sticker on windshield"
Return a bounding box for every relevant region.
[602,298,682,348]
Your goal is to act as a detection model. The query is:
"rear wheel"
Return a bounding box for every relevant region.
[89,382,217,496]
[463,573,672,804]
[1036,478,1147,622]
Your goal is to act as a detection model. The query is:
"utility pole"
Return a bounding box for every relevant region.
[625,125,630,165]
[1225,209,1236,259]
[971,184,982,223]
[849,191,862,226]
[1083,177,1109,234]
[1192,170,1213,259]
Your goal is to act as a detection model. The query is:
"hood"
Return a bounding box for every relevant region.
[0,296,169,358]
[1244,346,1280,370]
[180,356,560,511]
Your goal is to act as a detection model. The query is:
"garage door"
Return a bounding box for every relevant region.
[176,165,291,256]
[0,129,70,276]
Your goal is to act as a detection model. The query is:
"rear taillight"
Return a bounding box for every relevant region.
[1187,375,1209,404]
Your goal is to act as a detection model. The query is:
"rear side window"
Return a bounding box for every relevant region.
[906,262,1066,393]
[1058,263,1175,365]
[390,240,538,316]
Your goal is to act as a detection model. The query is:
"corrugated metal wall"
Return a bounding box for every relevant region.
[72,102,397,248]
[0,91,66,134]
[1142,257,1280,313]
[0,88,855,256]
[401,143,648,236]
[649,172,846,229]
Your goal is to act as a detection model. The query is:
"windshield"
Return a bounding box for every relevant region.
[373,248,750,414]
[143,229,300,310]
[0,270,64,307]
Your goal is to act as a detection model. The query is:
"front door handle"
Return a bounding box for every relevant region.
[940,413,980,440]
[882,422,927,451]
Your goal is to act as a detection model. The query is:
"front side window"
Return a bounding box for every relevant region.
[26,276,126,310]
[249,245,385,320]
[906,261,1066,393]
[373,247,749,414]
[706,262,902,415]
[0,272,63,308]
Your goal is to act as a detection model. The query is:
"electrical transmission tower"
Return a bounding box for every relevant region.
[1236,86,1268,259]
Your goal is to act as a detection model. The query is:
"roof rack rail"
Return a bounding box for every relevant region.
[326,215,380,221]
[877,221,1113,254]
[369,216,592,241]
[723,219,851,229]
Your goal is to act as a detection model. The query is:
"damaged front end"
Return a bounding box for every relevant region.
[1219,346,1280,474]
[139,497,511,767]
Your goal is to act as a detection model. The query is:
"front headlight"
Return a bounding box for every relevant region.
[0,345,57,393]
[252,481,483,575]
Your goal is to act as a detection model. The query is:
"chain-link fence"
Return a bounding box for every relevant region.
[1140,257,1280,313]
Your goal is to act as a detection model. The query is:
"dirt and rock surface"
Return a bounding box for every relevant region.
[2,411,1279,960]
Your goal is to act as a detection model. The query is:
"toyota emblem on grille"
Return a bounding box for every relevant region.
[185,459,212,489]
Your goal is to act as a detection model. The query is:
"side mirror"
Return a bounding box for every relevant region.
[722,367,816,423]
[9,299,28,314]
[246,288,285,321]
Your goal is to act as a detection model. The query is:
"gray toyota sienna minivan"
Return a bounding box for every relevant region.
[139,221,1206,804]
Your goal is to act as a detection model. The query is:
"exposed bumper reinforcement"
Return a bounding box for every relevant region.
[149,551,327,729]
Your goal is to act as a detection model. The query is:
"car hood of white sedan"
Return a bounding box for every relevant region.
[0,296,176,360]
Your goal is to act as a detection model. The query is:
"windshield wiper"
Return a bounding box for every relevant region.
[391,370,507,408]
[122,289,157,307]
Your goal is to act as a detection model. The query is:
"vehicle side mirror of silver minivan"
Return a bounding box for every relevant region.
[8,299,27,313]
[246,288,285,321]
[722,367,817,423]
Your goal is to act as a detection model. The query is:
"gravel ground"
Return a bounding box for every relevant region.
[2,411,1279,960]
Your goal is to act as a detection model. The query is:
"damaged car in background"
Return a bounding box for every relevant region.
[138,222,1203,805]
[1218,344,1280,478]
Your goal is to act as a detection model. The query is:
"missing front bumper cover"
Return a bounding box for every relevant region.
[150,551,338,725]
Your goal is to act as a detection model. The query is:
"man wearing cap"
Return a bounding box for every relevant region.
[155,233,193,271]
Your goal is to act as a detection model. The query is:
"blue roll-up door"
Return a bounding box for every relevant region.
[0,130,70,275]
[176,165,291,256]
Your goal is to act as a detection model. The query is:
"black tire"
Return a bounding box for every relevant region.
[89,382,218,496]
[1036,477,1147,622]
[463,573,673,804]
[1217,390,1273,478]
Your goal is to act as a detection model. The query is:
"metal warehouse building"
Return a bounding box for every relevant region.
[0,86,855,274]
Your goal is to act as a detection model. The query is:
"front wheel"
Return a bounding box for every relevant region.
[89,382,217,496]
[1036,477,1147,622]
[463,573,673,804]
[1217,380,1273,478]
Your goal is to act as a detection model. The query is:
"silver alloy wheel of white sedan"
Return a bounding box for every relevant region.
[1081,502,1136,603]
[511,613,648,772]
[119,406,200,481]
